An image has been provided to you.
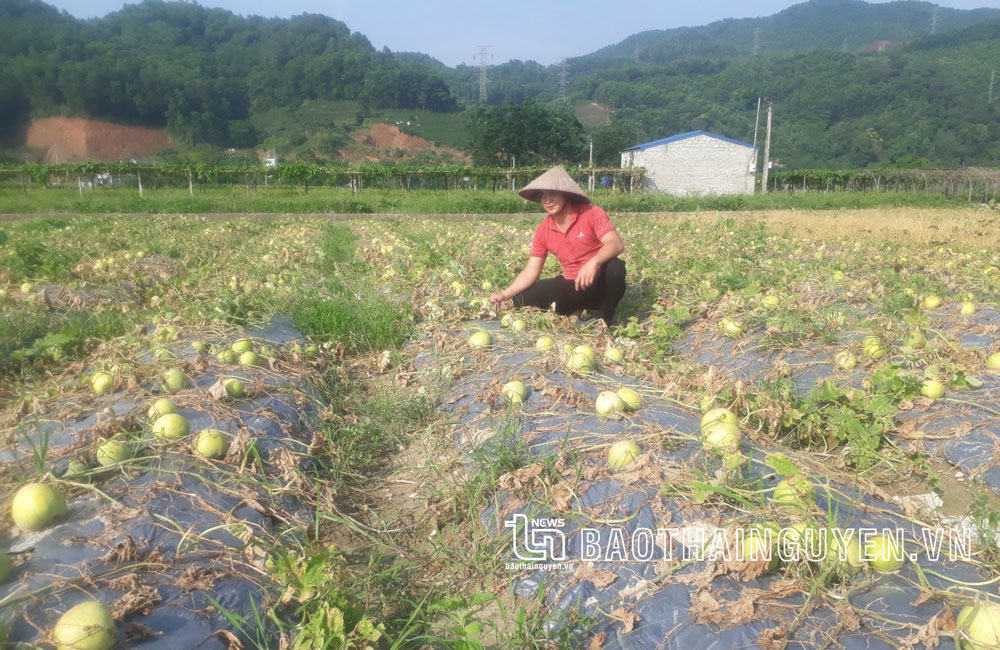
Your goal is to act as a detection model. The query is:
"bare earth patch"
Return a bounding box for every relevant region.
[26,117,175,163]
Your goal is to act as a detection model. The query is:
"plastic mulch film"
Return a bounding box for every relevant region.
[1,316,323,649]
[679,304,1000,495]
[421,318,997,650]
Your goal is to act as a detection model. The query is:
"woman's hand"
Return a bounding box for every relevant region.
[489,291,508,304]
[575,259,599,291]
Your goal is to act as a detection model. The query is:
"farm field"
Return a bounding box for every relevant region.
[2,204,1000,648]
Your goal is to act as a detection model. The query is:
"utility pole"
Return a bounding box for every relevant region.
[558,59,569,104]
[761,99,773,194]
[588,138,594,190]
[752,96,762,169]
[474,45,492,104]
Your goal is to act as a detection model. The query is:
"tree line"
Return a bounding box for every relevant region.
[447,14,1000,169]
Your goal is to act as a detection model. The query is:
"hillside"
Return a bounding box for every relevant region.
[0,0,460,155]
[586,0,1000,63]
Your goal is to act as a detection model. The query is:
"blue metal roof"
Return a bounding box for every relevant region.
[622,130,757,151]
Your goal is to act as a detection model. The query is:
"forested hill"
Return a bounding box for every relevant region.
[0,0,460,148]
[569,19,1000,169]
[587,0,1000,65]
[438,5,1000,170]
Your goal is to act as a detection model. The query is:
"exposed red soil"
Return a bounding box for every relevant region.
[26,117,175,163]
[22,117,465,164]
[344,123,468,163]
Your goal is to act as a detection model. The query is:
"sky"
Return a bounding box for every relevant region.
[44,0,1000,67]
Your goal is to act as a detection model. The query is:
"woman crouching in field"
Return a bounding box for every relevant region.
[489,166,626,324]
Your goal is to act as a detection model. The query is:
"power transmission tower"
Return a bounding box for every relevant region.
[752,27,760,56]
[474,45,492,104]
[558,59,569,104]
[931,8,938,35]
[841,37,848,52]
[990,68,996,103]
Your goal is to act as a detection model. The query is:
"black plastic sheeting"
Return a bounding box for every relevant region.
[678,303,1000,494]
[1,316,319,649]
[420,318,997,649]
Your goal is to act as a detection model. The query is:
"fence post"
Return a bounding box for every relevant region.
[188,170,194,196]
[137,171,143,198]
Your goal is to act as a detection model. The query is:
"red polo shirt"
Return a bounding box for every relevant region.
[530,204,617,280]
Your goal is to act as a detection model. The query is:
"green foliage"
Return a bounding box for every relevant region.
[0,0,460,147]
[0,308,131,373]
[465,101,587,166]
[266,546,385,650]
[591,119,646,166]
[4,0,1000,168]
[774,379,900,470]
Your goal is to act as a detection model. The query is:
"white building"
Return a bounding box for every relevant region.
[620,130,758,196]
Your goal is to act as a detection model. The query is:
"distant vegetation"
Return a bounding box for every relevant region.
[2,0,1000,170]
[0,0,459,150]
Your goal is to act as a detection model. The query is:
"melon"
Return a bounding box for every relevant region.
[502,381,528,405]
[608,440,641,470]
[52,600,116,650]
[11,483,66,532]
[604,348,624,364]
[231,339,254,354]
[91,371,114,396]
[161,368,186,394]
[616,387,642,412]
[195,429,231,460]
[96,440,131,467]
[147,398,176,419]
[152,413,190,441]
[595,391,624,416]
[223,378,245,399]
[468,331,491,349]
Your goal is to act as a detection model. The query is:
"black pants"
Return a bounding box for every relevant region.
[513,258,626,324]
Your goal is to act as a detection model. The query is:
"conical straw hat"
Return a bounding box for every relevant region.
[518,166,590,205]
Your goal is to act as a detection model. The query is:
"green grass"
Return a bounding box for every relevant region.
[289,224,412,352]
[291,297,411,353]
[0,185,971,215]
[0,301,132,376]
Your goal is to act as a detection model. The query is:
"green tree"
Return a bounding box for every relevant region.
[465,100,587,166]
[591,120,645,165]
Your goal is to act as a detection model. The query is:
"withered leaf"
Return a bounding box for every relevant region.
[609,608,641,634]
